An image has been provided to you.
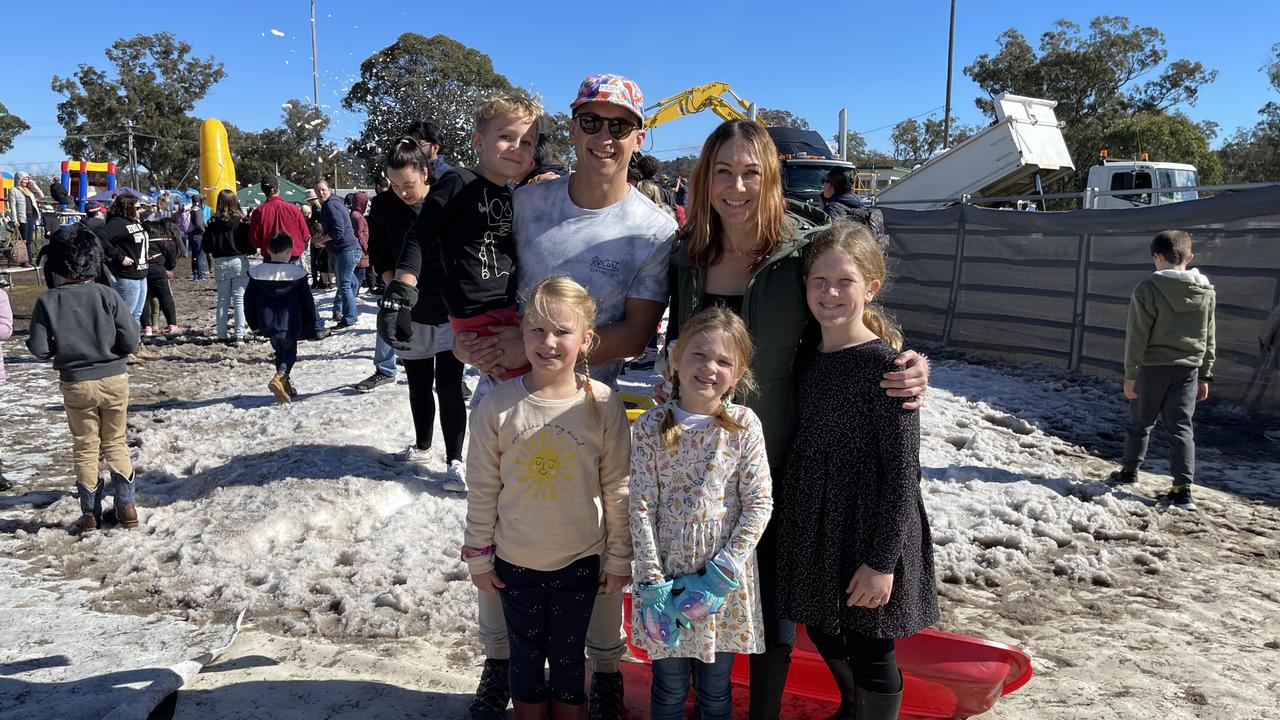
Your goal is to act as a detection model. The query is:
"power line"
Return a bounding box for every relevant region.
[856,105,947,136]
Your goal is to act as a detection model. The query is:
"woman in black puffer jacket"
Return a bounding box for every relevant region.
[140,218,183,336]
[204,190,255,344]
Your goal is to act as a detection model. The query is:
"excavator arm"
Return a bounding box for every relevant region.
[643,82,767,130]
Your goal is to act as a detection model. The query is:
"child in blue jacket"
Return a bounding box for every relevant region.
[245,231,318,403]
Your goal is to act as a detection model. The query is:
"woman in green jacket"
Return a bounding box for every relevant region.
[665,119,929,720]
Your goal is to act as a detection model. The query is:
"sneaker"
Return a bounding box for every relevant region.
[268,373,292,404]
[355,372,395,393]
[311,328,331,341]
[627,347,659,372]
[1162,486,1198,512]
[334,320,355,331]
[466,658,510,720]
[442,460,467,492]
[142,326,155,338]
[1106,470,1136,486]
[588,670,625,720]
[380,445,433,470]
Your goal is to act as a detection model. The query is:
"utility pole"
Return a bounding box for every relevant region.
[125,122,139,189]
[311,0,322,180]
[942,0,956,149]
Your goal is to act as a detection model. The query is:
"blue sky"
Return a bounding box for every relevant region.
[2,0,1277,176]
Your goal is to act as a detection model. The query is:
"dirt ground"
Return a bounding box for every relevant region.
[2,270,1279,719]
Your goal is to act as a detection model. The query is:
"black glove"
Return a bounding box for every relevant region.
[377,280,419,351]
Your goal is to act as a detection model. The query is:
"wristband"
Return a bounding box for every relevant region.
[379,296,407,312]
[461,544,496,561]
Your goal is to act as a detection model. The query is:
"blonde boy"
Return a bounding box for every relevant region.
[382,95,541,384]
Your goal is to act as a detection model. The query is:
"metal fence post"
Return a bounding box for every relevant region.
[1068,232,1093,371]
[941,215,967,345]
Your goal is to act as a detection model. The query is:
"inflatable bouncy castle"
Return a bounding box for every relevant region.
[60,161,117,211]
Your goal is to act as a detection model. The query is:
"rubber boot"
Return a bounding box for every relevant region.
[512,699,548,720]
[748,643,794,720]
[111,471,139,528]
[819,656,857,720]
[549,699,587,720]
[75,482,102,532]
[853,683,902,720]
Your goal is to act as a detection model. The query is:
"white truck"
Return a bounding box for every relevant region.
[875,93,1076,210]
[1082,157,1199,209]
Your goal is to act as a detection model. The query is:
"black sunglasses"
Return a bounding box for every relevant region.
[574,112,640,140]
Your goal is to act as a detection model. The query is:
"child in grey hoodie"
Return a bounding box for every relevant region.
[26,227,141,532]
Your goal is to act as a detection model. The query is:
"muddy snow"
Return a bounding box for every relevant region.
[1,277,1277,719]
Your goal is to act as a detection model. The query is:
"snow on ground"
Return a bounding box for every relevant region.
[1,280,1278,719]
[0,553,238,720]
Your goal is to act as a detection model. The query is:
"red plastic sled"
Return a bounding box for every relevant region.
[621,593,1032,719]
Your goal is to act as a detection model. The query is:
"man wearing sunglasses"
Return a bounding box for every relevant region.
[457,73,676,720]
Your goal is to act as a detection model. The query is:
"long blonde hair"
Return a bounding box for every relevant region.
[680,120,786,269]
[523,276,600,418]
[803,220,903,350]
[661,306,757,452]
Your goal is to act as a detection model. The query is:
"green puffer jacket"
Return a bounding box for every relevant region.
[1124,268,1217,380]
[667,206,828,470]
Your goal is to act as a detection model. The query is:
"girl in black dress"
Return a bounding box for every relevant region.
[774,221,938,720]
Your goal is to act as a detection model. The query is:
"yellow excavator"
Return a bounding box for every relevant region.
[643,82,760,129]
[643,82,861,203]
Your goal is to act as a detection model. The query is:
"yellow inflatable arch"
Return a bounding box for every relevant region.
[199,119,236,208]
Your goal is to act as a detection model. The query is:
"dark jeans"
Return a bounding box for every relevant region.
[495,554,599,705]
[270,336,298,376]
[310,244,329,284]
[188,234,206,278]
[650,653,735,720]
[1122,365,1198,488]
[141,275,177,328]
[19,217,36,261]
[402,350,467,462]
[807,626,901,695]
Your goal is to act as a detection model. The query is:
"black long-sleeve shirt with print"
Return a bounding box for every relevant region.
[394,168,518,318]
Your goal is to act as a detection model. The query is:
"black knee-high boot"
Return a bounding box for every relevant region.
[748,643,794,720]
[854,680,902,720]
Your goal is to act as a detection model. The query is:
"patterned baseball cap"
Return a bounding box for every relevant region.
[570,73,645,125]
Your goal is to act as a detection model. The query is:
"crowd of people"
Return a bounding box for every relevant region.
[1,70,1216,720]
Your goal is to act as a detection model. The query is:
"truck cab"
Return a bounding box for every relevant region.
[780,157,857,205]
[1086,159,1199,209]
[765,127,858,205]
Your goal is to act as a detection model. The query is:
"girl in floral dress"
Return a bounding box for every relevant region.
[629,306,774,720]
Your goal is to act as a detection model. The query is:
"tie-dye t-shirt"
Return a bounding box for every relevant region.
[513,174,676,386]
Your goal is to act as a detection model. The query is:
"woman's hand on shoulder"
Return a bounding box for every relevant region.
[882,349,929,410]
